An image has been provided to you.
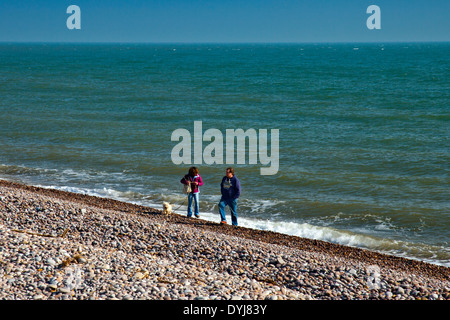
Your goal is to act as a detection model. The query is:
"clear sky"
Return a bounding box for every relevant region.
[0,0,449,43]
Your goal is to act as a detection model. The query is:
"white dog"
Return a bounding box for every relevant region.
[162,201,173,215]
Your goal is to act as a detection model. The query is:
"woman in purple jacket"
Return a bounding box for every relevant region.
[180,166,203,218]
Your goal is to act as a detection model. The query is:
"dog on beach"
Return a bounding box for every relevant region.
[162,201,173,215]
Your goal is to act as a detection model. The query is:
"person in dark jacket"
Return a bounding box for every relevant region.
[219,167,241,226]
[180,167,203,218]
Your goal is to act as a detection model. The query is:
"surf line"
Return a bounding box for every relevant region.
[171,121,279,175]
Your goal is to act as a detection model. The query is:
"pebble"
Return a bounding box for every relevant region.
[59,287,71,294]
[0,182,449,300]
[46,258,56,266]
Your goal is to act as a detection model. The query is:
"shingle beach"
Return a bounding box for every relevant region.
[0,179,448,301]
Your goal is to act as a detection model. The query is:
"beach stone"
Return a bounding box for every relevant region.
[98,264,110,270]
[46,258,56,266]
[430,293,439,300]
[59,287,71,294]
[134,272,146,280]
[77,257,87,264]
[276,256,285,265]
[396,287,405,295]
[47,284,58,291]
[0,181,449,301]
[348,269,357,276]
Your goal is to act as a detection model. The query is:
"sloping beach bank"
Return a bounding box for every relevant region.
[0,179,448,300]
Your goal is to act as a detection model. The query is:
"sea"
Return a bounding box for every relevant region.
[0,42,449,267]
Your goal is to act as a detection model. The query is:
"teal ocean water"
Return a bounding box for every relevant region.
[0,43,449,266]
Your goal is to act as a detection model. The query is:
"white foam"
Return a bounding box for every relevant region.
[31,183,450,267]
[170,209,450,267]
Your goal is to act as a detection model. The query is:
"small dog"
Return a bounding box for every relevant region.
[162,201,173,215]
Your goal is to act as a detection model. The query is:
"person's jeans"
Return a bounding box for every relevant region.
[187,192,199,217]
[219,198,238,226]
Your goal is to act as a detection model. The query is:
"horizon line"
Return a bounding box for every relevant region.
[1,40,449,45]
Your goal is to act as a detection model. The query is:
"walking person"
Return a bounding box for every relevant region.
[219,167,241,226]
[180,167,203,218]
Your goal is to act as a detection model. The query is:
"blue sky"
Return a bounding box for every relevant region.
[0,0,449,43]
